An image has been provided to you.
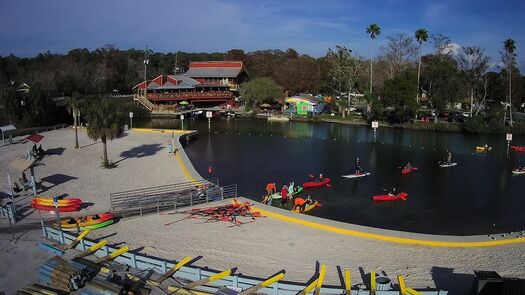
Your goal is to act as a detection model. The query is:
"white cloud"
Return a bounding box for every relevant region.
[441,42,461,55]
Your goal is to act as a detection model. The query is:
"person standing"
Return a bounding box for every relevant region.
[354,157,362,175]
[280,184,289,208]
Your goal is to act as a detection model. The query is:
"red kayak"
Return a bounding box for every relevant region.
[401,167,418,175]
[372,192,408,202]
[31,201,81,212]
[511,145,525,152]
[303,178,331,188]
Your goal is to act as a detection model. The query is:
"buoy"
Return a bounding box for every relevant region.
[208,166,213,174]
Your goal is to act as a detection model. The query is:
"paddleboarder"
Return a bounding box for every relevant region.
[446,151,452,165]
[354,157,363,175]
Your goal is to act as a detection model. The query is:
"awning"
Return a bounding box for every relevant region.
[9,157,36,173]
[25,133,44,143]
[0,125,16,132]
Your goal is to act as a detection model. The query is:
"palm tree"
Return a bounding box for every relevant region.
[66,94,83,149]
[504,38,516,127]
[415,28,429,104]
[85,98,122,167]
[366,24,381,94]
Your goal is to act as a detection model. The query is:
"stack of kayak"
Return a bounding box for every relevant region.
[31,196,82,212]
[372,192,408,202]
[511,145,525,152]
[53,212,115,231]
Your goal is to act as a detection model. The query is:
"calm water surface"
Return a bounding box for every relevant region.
[139,117,525,235]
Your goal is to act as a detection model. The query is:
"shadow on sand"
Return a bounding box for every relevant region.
[39,174,78,192]
[116,144,164,164]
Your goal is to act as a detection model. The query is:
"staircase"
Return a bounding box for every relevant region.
[134,94,155,111]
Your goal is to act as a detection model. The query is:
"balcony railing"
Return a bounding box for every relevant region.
[147,91,233,101]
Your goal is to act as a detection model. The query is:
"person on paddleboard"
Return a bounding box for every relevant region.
[446,151,452,165]
[354,157,363,175]
[388,188,397,197]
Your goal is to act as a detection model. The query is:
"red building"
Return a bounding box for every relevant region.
[134,61,247,109]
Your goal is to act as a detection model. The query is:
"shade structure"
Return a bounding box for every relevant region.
[179,101,189,105]
[25,133,44,143]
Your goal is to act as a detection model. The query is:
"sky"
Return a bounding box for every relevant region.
[0,0,524,70]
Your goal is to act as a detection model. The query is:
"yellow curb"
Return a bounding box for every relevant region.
[251,206,525,248]
[175,150,197,183]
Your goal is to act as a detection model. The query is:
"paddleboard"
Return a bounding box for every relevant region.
[342,172,371,179]
[439,162,457,168]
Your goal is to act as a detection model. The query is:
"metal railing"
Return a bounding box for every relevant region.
[1,124,69,146]
[42,227,448,295]
[109,179,238,218]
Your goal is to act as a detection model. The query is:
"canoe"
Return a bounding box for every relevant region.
[33,197,82,207]
[475,146,492,152]
[289,186,303,196]
[292,200,321,213]
[511,145,525,152]
[54,212,114,229]
[60,219,114,231]
[303,178,331,188]
[439,162,457,168]
[342,172,371,179]
[401,167,418,175]
[31,202,81,212]
[512,169,525,175]
[372,192,408,202]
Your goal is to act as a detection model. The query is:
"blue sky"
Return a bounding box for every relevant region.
[1,0,524,70]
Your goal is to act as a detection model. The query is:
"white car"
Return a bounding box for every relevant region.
[462,112,470,118]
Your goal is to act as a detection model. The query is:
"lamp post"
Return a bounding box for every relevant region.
[180,114,185,130]
[129,112,134,131]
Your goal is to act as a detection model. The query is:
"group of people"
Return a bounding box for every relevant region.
[12,172,30,193]
[30,143,45,160]
[263,182,314,213]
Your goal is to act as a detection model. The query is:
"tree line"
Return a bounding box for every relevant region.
[0,30,524,132]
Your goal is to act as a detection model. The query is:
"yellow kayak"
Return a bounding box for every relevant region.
[292,200,321,213]
[475,146,492,152]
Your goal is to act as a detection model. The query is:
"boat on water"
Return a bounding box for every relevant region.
[401,167,418,175]
[475,146,492,152]
[303,178,331,188]
[511,145,525,152]
[292,200,321,213]
[512,168,525,175]
[439,162,457,168]
[372,192,408,202]
[342,172,371,179]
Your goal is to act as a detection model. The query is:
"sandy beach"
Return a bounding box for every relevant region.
[1,127,525,294]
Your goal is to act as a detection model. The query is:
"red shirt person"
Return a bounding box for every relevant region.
[280,184,289,207]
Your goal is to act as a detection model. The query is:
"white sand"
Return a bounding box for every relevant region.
[86,201,525,294]
[1,128,524,294]
[0,128,190,214]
